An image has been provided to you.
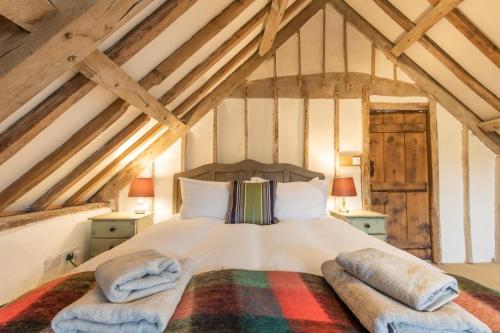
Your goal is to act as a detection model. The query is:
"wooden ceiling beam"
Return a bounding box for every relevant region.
[183,0,327,127]
[30,114,149,211]
[478,118,500,132]
[391,0,462,57]
[90,0,325,202]
[373,0,500,111]
[172,0,308,117]
[139,0,255,88]
[0,0,196,166]
[78,50,185,133]
[66,123,166,206]
[259,0,288,56]
[0,0,154,122]
[0,0,56,31]
[0,202,110,232]
[228,72,424,98]
[0,101,127,212]
[161,2,273,106]
[329,0,500,154]
[427,0,500,68]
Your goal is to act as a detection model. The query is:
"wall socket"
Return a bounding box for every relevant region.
[43,247,80,272]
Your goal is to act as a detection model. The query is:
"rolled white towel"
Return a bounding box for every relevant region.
[336,248,458,311]
[95,249,181,303]
[52,258,195,333]
[322,260,490,333]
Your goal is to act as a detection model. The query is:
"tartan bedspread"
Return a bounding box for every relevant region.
[0,270,498,333]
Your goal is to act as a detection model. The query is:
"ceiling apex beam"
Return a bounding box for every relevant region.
[391,0,462,57]
[478,118,500,132]
[259,0,289,56]
[373,0,500,111]
[78,50,185,133]
[427,0,500,68]
[329,0,500,154]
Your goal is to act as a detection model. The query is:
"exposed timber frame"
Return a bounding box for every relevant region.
[0,0,196,166]
[427,0,500,68]
[390,0,462,57]
[0,0,155,121]
[373,0,500,112]
[461,125,473,263]
[90,0,327,203]
[259,0,288,56]
[360,87,371,210]
[328,0,500,154]
[0,202,110,232]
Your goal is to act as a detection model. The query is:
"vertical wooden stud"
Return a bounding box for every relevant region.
[343,16,348,87]
[495,154,500,263]
[371,43,376,84]
[322,5,326,87]
[334,90,340,176]
[181,133,187,172]
[297,30,302,89]
[273,55,279,163]
[303,94,309,168]
[427,96,442,264]
[393,63,398,86]
[213,107,217,163]
[244,86,249,159]
[461,125,473,263]
[361,87,371,210]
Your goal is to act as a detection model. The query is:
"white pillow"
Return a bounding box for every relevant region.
[179,178,229,219]
[250,177,330,220]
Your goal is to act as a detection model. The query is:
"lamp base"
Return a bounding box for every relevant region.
[134,198,148,214]
[338,197,349,213]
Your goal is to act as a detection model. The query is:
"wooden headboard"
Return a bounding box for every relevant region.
[172,159,325,213]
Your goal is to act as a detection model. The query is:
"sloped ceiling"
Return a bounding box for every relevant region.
[0,0,498,215]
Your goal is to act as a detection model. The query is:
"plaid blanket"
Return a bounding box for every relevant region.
[0,270,498,333]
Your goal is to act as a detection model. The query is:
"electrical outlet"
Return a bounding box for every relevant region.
[44,247,82,272]
[43,257,57,272]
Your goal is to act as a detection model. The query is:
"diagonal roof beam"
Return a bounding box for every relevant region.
[90,0,326,202]
[259,0,288,56]
[78,50,185,133]
[172,0,308,117]
[329,0,500,154]
[0,101,127,211]
[373,0,500,112]
[0,0,155,121]
[30,114,149,211]
[0,0,196,166]
[478,118,500,132]
[391,0,462,57]
[427,0,500,68]
[0,0,56,32]
[65,123,166,206]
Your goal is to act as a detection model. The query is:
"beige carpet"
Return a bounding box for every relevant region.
[436,263,500,291]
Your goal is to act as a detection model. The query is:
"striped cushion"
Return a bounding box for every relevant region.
[225,180,278,225]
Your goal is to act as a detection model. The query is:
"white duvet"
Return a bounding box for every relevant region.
[76,215,437,275]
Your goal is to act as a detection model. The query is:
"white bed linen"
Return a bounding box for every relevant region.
[75,215,438,275]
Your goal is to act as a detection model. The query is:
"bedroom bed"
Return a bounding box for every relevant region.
[1,160,498,332]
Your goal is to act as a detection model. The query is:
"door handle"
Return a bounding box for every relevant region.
[369,160,375,177]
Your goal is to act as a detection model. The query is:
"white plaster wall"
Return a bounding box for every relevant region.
[468,133,496,263]
[278,99,304,166]
[308,99,334,177]
[186,112,213,170]
[217,99,245,163]
[0,207,111,304]
[437,104,465,263]
[248,99,274,163]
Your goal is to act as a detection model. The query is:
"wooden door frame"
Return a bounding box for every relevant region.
[361,95,442,263]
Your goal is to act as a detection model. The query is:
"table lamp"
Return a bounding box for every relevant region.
[128,177,154,214]
[332,177,357,213]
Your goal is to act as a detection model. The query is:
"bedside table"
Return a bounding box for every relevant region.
[330,210,387,241]
[89,212,153,257]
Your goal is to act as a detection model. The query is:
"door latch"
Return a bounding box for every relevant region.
[369,160,375,177]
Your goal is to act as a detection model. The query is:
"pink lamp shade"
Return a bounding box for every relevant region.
[332,177,357,197]
[128,178,155,197]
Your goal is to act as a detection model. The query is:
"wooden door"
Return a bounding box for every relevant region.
[369,110,432,260]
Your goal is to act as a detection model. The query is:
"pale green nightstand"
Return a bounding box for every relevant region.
[330,210,387,241]
[89,212,153,257]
